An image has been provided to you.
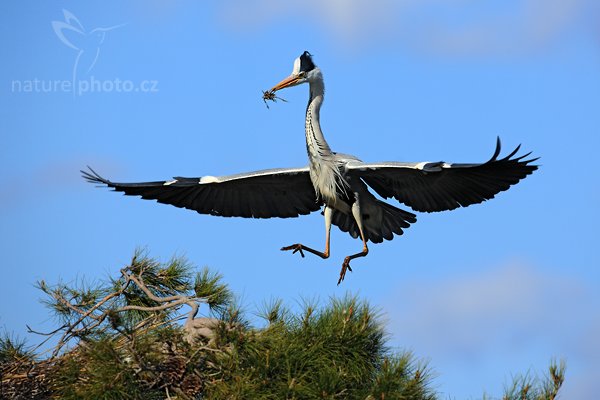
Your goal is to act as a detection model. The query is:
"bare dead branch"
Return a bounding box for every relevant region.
[30,262,210,358]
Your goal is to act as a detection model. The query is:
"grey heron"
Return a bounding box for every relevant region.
[82,51,538,284]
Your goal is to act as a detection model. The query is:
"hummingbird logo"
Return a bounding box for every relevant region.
[52,10,125,88]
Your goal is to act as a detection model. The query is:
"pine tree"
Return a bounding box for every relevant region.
[0,251,564,400]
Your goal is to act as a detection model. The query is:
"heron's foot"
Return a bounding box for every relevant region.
[337,258,354,285]
[281,244,305,258]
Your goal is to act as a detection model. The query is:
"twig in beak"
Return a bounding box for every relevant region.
[262,90,288,109]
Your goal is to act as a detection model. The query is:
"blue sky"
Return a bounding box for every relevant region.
[1,1,599,397]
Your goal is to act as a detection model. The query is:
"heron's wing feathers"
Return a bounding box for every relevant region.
[82,166,321,218]
[346,138,538,213]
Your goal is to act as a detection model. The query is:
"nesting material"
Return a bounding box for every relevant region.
[262,90,287,108]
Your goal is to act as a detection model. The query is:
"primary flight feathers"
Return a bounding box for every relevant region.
[82,138,536,227]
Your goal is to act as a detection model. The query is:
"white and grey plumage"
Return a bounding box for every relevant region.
[82,51,538,284]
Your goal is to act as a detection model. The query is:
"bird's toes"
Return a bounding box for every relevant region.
[281,244,305,258]
[337,270,346,285]
[337,259,352,285]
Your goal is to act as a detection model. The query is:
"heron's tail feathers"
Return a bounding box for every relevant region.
[332,200,416,244]
[366,201,416,243]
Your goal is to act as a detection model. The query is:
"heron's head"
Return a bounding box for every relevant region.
[269,51,321,93]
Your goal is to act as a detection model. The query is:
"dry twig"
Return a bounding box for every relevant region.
[262,89,287,108]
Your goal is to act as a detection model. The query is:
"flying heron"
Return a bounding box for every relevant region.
[82,51,538,284]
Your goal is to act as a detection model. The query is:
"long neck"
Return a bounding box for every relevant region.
[305,77,332,160]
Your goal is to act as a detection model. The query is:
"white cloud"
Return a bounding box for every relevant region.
[385,260,600,397]
[220,0,399,44]
[390,262,574,353]
[218,0,596,55]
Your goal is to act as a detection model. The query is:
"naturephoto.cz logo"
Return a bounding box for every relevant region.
[11,9,158,96]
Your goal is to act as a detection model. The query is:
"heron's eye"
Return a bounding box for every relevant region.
[298,71,306,78]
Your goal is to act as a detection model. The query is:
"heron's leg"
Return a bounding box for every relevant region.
[281,206,332,259]
[338,202,369,285]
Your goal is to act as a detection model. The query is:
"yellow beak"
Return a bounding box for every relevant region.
[269,74,302,92]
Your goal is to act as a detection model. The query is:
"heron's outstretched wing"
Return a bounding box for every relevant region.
[346,138,538,213]
[82,166,321,218]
